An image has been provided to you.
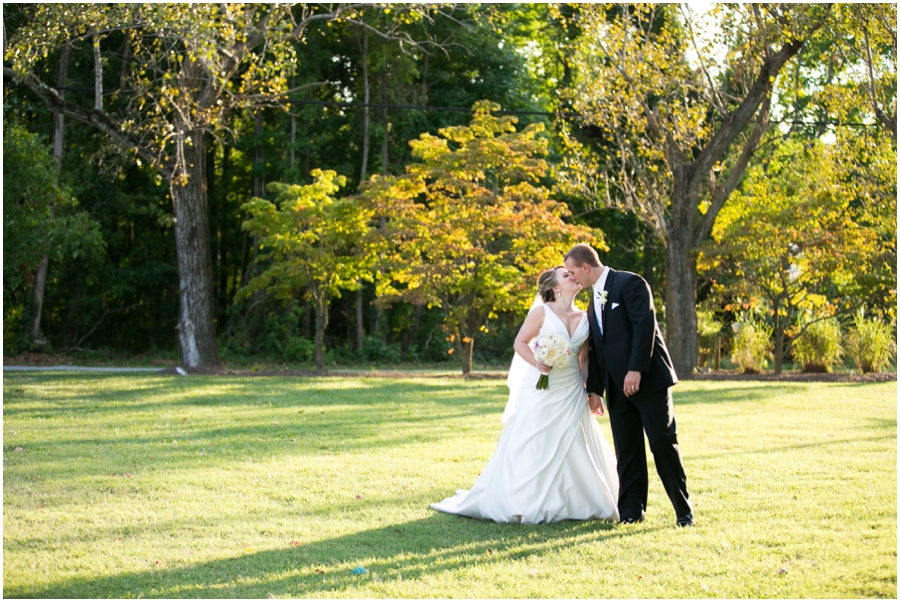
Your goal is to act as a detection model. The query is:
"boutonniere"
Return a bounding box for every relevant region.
[596,290,609,306]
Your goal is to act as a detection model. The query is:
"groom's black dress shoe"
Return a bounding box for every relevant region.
[620,515,644,525]
[676,514,694,527]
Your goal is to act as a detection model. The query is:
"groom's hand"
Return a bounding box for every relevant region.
[623,370,642,396]
[588,393,605,416]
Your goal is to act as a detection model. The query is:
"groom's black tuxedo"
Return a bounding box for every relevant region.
[585,268,691,521]
[585,269,677,398]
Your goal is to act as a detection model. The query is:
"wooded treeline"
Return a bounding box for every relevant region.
[4,4,896,375]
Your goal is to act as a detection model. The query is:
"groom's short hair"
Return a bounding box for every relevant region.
[565,244,601,268]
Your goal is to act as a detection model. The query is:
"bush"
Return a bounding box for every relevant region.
[731,316,772,374]
[845,311,896,373]
[792,319,843,373]
[282,336,315,363]
[697,309,724,368]
[358,336,402,364]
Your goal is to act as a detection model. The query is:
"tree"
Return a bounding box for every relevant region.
[362,101,601,375]
[828,127,897,320]
[239,170,374,373]
[3,3,434,367]
[557,3,833,376]
[824,4,896,137]
[3,120,103,352]
[698,138,880,374]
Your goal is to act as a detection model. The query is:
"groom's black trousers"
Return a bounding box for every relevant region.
[607,382,692,520]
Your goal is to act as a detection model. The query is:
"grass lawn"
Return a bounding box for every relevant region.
[3,373,896,598]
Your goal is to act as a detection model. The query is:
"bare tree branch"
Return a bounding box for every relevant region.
[862,25,897,136]
[3,66,160,169]
[696,95,772,247]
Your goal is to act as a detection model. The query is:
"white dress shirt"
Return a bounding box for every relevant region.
[593,267,610,334]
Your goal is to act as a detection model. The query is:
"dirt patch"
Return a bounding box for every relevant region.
[7,353,894,382]
[155,366,508,379]
[3,353,73,366]
[689,370,895,383]
[158,366,895,382]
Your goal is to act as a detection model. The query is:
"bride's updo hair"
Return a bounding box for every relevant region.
[537,266,565,303]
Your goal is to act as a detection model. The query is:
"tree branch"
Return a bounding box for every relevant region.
[862,25,897,136]
[66,302,147,352]
[688,36,805,192]
[680,4,728,117]
[695,95,772,247]
[3,66,161,170]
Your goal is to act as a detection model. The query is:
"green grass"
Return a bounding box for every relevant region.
[3,373,896,598]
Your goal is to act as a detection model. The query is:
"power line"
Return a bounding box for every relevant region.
[3,81,878,127]
[291,98,555,117]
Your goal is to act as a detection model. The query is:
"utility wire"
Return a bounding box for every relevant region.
[3,81,877,127]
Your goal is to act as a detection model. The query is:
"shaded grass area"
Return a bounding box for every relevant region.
[3,374,896,598]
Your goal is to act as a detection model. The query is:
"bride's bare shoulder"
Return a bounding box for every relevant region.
[524,303,547,322]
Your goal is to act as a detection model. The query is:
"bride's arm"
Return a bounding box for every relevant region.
[579,340,589,378]
[514,307,548,371]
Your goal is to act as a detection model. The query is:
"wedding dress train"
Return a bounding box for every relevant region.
[431,305,620,523]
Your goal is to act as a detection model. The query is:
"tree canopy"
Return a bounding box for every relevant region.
[362,101,601,374]
[3,3,895,374]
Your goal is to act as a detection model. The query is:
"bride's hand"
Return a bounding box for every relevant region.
[535,361,552,374]
[588,393,605,416]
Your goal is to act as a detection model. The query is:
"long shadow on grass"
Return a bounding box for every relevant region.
[6,376,886,483]
[3,373,488,414]
[3,374,507,480]
[6,514,638,598]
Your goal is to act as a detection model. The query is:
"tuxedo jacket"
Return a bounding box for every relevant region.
[585,268,678,400]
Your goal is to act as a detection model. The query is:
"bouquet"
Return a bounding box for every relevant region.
[531,334,574,390]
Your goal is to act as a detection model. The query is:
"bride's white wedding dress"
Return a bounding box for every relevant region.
[431,304,620,523]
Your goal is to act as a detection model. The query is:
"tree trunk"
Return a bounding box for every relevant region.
[32,43,71,342]
[119,33,132,91]
[380,75,389,175]
[356,288,364,350]
[355,30,370,352]
[664,172,699,378]
[304,300,312,338]
[171,127,219,368]
[92,32,102,110]
[460,336,474,376]
[216,144,230,326]
[420,53,428,104]
[29,254,50,341]
[373,71,389,338]
[773,310,785,375]
[313,289,329,373]
[253,109,265,198]
[289,77,297,173]
[359,28,370,182]
[206,135,221,326]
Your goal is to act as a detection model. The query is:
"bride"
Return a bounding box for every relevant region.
[431,266,620,523]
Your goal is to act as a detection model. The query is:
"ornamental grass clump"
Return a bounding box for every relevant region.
[792,319,843,373]
[731,316,772,374]
[845,310,896,373]
[697,309,724,368]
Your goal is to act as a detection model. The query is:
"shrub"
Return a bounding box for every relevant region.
[792,319,843,373]
[731,316,772,374]
[359,336,402,364]
[283,336,315,363]
[697,309,724,368]
[845,311,896,373]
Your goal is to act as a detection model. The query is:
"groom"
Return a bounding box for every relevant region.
[564,244,693,527]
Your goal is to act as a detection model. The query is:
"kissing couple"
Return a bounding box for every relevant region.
[431,244,693,527]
